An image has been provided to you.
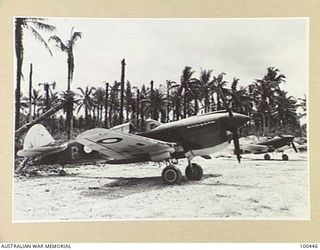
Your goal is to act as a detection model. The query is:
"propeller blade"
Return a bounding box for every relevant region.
[291,142,298,153]
[217,85,242,163]
[233,129,241,163]
[217,86,232,116]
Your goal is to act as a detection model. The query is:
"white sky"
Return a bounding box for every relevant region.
[19,18,308,99]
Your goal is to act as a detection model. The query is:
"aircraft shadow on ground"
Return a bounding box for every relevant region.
[82,174,222,199]
[243,158,307,162]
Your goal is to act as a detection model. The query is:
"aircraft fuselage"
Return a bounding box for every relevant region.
[29,111,249,166]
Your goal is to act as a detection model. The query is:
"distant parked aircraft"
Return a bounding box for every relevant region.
[239,135,298,160]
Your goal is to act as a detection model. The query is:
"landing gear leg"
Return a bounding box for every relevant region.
[185,158,203,181]
[161,161,182,185]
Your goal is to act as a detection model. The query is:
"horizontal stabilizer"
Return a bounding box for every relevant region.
[17,124,66,158]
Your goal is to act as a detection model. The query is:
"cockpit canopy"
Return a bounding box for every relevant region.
[111,119,162,134]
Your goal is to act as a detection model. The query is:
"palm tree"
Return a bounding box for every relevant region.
[60,90,78,136]
[212,72,227,111]
[49,27,82,138]
[178,66,196,118]
[229,78,253,115]
[142,87,168,122]
[152,89,168,122]
[193,69,215,113]
[49,27,82,91]
[120,59,126,124]
[104,82,110,128]
[30,89,43,119]
[15,17,55,129]
[164,80,176,122]
[92,87,105,126]
[125,81,133,122]
[296,94,307,119]
[169,88,182,121]
[253,67,286,135]
[77,86,95,126]
[108,81,121,127]
[272,90,298,128]
[139,84,148,129]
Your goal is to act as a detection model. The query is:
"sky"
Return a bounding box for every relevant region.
[19,17,308,99]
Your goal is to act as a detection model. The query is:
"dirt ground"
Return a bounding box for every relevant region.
[13,150,309,222]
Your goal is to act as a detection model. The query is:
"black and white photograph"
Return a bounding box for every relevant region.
[13,17,309,222]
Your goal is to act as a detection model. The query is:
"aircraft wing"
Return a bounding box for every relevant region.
[76,128,176,162]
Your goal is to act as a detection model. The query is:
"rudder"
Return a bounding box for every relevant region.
[23,124,55,149]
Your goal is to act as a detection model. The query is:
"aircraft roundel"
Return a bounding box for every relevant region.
[97,137,123,144]
[83,145,93,153]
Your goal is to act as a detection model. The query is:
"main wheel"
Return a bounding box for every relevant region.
[264,153,271,160]
[162,166,182,185]
[59,169,67,176]
[282,154,289,161]
[185,163,203,181]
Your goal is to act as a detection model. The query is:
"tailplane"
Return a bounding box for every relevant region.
[23,124,55,149]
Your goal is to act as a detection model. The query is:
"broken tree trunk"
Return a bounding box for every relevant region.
[15,100,65,136]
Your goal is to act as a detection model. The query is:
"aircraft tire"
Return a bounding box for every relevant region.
[185,163,203,181]
[264,153,271,160]
[162,166,182,185]
[282,154,289,161]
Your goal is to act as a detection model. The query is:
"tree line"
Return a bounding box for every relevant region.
[15,18,307,148]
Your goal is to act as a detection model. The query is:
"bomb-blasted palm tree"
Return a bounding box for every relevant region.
[49,27,82,138]
[15,18,56,129]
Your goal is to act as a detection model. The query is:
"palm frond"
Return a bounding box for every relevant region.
[25,25,53,56]
[49,35,67,51]
[27,20,56,32]
[70,31,82,46]
[77,87,86,96]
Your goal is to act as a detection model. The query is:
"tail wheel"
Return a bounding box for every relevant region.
[162,166,182,185]
[282,154,289,161]
[185,163,203,181]
[264,153,271,160]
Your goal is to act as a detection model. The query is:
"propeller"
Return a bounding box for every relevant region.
[217,86,242,163]
[281,135,299,153]
[291,142,298,153]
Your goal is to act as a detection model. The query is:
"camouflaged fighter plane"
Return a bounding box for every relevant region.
[238,135,298,160]
[17,110,249,184]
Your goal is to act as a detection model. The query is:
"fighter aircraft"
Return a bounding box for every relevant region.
[238,135,298,160]
[16,110,249,184]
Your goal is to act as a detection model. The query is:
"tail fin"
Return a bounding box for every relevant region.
[23,124,55,149]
